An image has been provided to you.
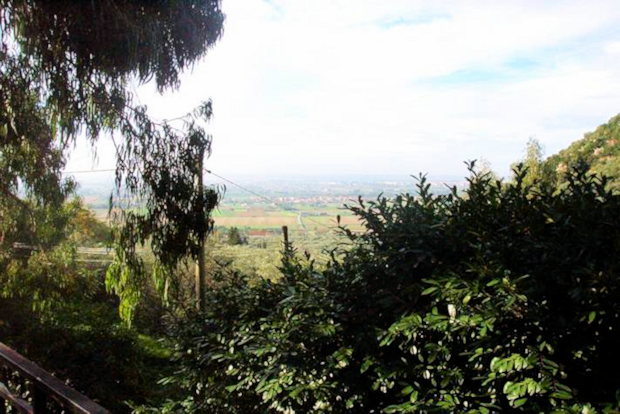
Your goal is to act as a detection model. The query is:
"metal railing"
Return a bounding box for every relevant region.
[0,343,109,413]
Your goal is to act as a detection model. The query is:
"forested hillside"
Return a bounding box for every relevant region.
[544,114,620,189]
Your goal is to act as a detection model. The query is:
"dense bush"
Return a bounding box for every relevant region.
[151,163,620,413]
[0,295,173,413]
[0,256,180,414]
[0,201,173,413]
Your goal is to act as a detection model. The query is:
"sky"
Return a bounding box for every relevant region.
[67,0,620,180]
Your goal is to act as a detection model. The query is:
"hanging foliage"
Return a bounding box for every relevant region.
[0,0,225,320]
[3,0,224,91]
[107,102,221,321]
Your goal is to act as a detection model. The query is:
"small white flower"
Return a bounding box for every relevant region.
[448,304,457,320]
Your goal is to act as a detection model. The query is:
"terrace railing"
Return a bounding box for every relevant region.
[0,342,109,413]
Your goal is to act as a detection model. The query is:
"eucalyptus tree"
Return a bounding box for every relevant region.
[0,0,225,320]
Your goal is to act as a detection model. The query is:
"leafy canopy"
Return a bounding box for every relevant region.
[0,0,225,319]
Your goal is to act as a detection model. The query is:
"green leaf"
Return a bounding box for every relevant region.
[421,286,438,295]
[588,311,596,323]
[550,391,572,400]
[462,294,472,305]
[361,358,373,373]
[512,397,528,408]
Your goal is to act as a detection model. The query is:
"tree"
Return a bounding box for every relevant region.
[523,137,544,179]
[511,137,546,187]
[0,0,225,320]
[227,227,247,246]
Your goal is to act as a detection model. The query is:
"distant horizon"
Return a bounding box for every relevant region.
[68,169,469,188]
[70,169,468,206]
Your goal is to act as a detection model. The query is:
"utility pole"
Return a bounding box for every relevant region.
[195,147,206,312]
[282,225,293,259]
[282,225,289,246]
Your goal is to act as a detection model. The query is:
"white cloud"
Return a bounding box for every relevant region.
[67,0,620,179]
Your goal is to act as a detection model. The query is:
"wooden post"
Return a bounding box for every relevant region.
[282,225,292,258]
[195,147,206,312]
[282,225,289,246]
[0,382,6,414]
[32,383,46,412]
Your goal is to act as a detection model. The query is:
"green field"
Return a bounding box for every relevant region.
[212,201,363,232]
[86,191,373,281]
[206,200,362,280]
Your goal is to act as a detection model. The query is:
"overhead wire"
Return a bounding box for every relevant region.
[62,168,115,174]
[61,167,338,230]
[204,169,277,205]
[204,169,335,231]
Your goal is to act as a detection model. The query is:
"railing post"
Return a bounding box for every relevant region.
[0,370,3,414]
[31,384,46,412]
[0,343,109,413]
[0,367,6,414]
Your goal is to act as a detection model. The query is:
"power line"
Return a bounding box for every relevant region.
[204,169,276,205]
[204,169,334,230]
[62,168,115,174]
[61,166,337,230]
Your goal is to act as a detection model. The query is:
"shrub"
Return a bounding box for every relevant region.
[153,163,620,413]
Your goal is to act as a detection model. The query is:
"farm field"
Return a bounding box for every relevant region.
[212,198,365,232]
[207,199,364,280]
[212,207,362,231]
[80,177,463,281]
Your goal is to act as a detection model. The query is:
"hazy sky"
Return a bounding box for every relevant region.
[67,0,620,180]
